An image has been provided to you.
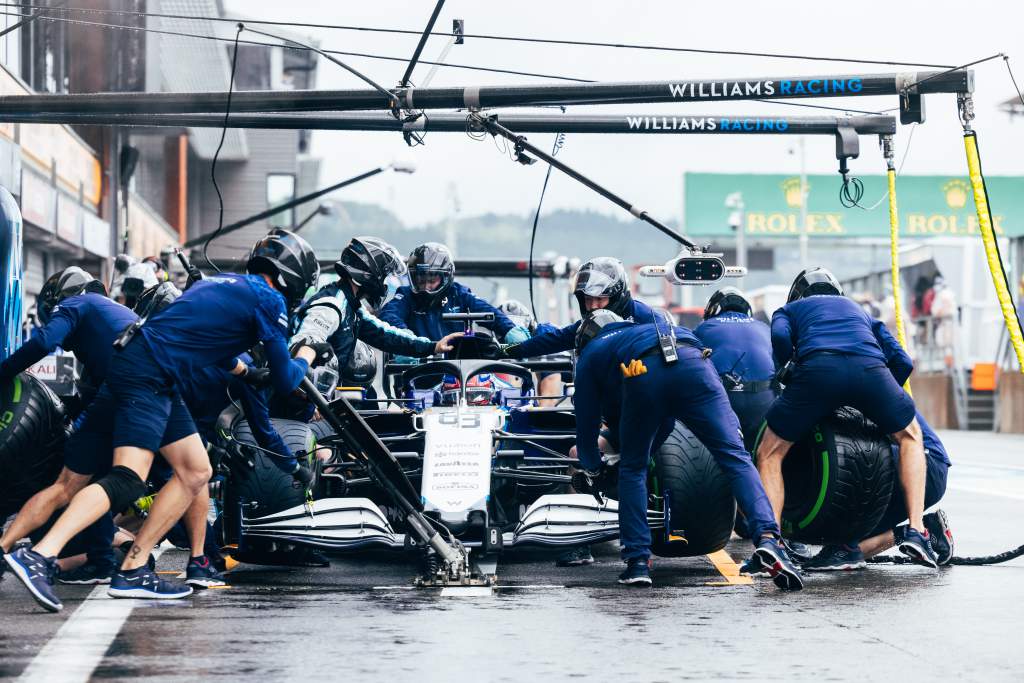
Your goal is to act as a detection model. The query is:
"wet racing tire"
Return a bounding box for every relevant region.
[0,374,67,518]
[224,418,319,521]
[777,407,896,544]
[649,422,737,557]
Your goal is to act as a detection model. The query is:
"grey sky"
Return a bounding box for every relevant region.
[225,1,1024,227]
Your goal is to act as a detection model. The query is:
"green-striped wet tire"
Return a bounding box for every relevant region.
[0,374,67,517]
[773,407,896,544]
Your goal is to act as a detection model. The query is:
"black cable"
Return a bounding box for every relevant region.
[0,2,957,69]
[202,23,243,273]
[867,543,1024,566]
[1004,55,1024,111]
[527,128,565,321]
[900,53,1004,94]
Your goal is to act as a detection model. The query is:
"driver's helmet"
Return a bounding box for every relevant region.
[407,242,455,309]
[439,374,461,406]
[466,374,497,406]
[497,299,536,334]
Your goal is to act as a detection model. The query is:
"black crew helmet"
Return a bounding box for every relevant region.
[573,257,631,318]
[342,340,378,388]
[334,236,407,309]
[407,242,455,308]
[498,299,536,333]
[574,308,624,355]
[704,287,752,320]
[37,267,106,324]
[247,228,320,311]
[133,281,182,317]
[787,267,844,303]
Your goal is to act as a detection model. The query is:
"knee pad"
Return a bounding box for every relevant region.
[96,465,148,514]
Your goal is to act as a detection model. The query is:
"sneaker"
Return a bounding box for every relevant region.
[740,553,768,576]
[556,545,595,567]
[185,555,227,588]
[755,538,805,591]
[923,510,954,566]
[783,539,814,565]
[297,548,331,568]
[108,566,193,600]
[4,547,63,612]
[617,557,653,586]
[59,561,115,585]
[803,544,866,572]
[898,527,938,569]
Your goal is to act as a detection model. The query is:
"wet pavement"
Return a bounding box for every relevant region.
[2,429,1023,682]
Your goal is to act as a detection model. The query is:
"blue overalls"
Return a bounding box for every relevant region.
[694,311,777,450]
[766,295,916,442]
[378,281,517,341]
[575,322,781,560]
[506,299,656,359]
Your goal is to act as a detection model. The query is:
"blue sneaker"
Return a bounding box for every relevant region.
[898,527,938,568]
[617,557,652,586]
[108,566,193,600]
[4,547,62,612]
[186,555,227,588]
[556,545,595,567]
[803,544,866,572]
[923,510,954,566]
[740,553,768,576]
[59,561,115,585]
[784,539,813,565]
[755,538,805,591]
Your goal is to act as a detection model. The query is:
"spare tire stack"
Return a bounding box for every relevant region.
[0,374,67,518]
[779,407,896,544]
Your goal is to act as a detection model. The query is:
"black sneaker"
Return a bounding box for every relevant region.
[59,561,116,585]
[108,566,193,600]
[803,544,866,572]
[899,527,939,569]
[923,510,954,566]
[185,555,227,588]
[4,547,63,612]
[783,539,814,565]
[556,545,595,567]
[617,557,652,586]
[755,538,805,591]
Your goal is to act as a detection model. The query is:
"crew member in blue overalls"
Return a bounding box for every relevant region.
[290,237,461,372]
[755,267,939,569]
[0,268,134,585]
[378,242,529,345]
[573,309,803,589]
[802,410,954,571]
[694,287,776,451]
[5,230,323,612]
[504,257,657,568]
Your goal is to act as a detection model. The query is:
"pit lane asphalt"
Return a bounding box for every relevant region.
[2,429,1023,682]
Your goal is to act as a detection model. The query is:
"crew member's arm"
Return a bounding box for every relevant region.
[572,354,603,471]
[506,321,579,358]
[356,308,456,357]
[769,308,796,368]
[257,298,309,394]
[232,379,297,472]
[376,288,413,330]
[872,318,914,386]
[0,308,77,380]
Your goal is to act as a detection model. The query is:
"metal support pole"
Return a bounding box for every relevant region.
[473,113,696,249]
[399,0,446,88]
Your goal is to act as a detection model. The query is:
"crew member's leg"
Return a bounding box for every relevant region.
[0,468,90,552]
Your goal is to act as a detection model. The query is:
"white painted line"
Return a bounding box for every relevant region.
[18,547,167,683]
[947,484,1024,502]
[439,586,493,597]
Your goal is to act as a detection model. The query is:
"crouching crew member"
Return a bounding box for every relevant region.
[573,310,804,590]
[756,267,939,569]
[291,237,461,372]
[0,268,135,584]
[5,230,320,612]
[378,242,529,344]
[694,287,776,451]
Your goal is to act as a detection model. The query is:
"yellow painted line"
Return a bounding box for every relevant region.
[705,549,753,586]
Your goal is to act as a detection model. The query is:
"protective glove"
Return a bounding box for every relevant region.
[291,462,314,487]
[240,365,272,388]
[504,326,531,345]
[570,468,600,496]
[304,342,335,368]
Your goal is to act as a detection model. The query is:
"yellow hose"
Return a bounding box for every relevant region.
[963,132,1024,372]
[887,167,912,395]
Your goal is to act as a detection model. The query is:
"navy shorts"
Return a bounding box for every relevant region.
[766,353,917,443]
[867,449,949,537]
[76,336,196,459]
